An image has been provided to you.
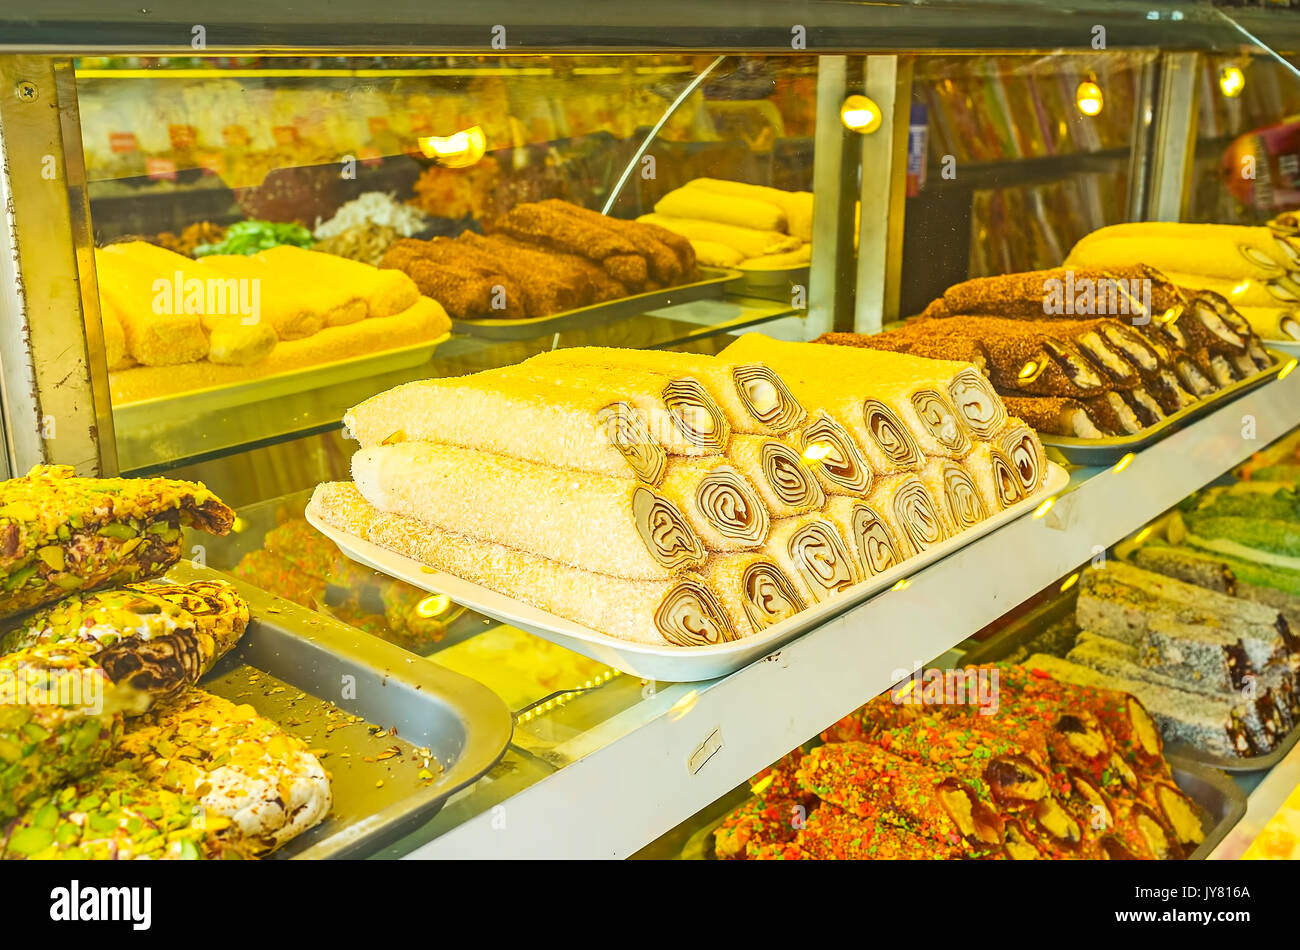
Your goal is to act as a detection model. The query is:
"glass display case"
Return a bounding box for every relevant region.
[6,0,1300,862]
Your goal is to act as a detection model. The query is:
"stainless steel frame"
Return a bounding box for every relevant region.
[0,55,115,475]
[1146,51,1201,222]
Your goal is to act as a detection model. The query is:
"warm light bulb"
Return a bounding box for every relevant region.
[1220,66,1245,99]
[1076,81,1103,117]
[840,94,883,133]
[418,125,486,167]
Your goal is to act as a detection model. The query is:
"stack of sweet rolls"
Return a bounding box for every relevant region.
[715,663,1205,860]
[308,336,1047,648]
[1066,221,1300,345]
[817,265,1275,439]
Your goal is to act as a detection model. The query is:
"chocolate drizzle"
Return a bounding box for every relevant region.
[998,426,1044,495]
[910,390,971,455]
[760,440,825,510]
[654,580,738,646]
[862,400,925,470]
[800,414,873,494]
[941,462,986,530]
[740,561,806,630]
[98,630,206,702]
[695,466,769,544]
[661,378,730,451]
[597,402,668,485]
[947,369,1006,440]
[848,504,902,576]
[891,478,945,553]
[786,521,857,601]
[732,364,807,433]
[632,487,706,571]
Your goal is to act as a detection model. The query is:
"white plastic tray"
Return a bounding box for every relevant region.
[308,462,1069,682]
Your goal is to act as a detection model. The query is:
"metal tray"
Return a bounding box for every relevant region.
[310,462,1070,683]
[1038,349,1287,465]
[167,560,513,859]
[657,755,1244,860]
[450,267,742,341]
[726,264,808,303]
[960,581,1300,773]
[112,333,448,425]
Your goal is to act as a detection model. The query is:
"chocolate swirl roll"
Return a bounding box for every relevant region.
[731,364,807,433]
[727,435,825,518]
[947,368,1007,440]
[769,517,860,603]
[740,561,806,630]
[799,414,874,495]
[877,475,946,555]
[939,460,987,531]
[654,580,739,646]
[695,466,770,545]
[910,389,972,456]
[959,443,1024,513]
[661,378,731,452]
[824,497,904,578]
[989,448,1025,508]
[997,423,1047,495]
[862,400,925,471]
[596,402,668,486]
[633,487,707,571]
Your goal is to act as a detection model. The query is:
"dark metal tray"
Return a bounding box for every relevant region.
[960,582,1300,773]
[1038,349,1287,466]
[168,561,514,859]
[450,266,742,341]
[649,754,1243,861]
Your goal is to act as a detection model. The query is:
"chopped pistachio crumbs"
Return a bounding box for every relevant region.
[111,689,331,854]
[0,642,126,823]
[0,465,235,621]
[3,579,250,707]
[1,767,251,860]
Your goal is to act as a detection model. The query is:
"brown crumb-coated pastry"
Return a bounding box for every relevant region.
[998,394,1110,438]
[540,200,682,284]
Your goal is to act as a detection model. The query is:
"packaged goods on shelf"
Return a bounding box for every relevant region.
[713,662,1203,860]
[310,338,1046,648]
[821,263,1276,438]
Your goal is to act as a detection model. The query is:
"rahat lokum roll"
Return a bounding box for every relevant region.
[961,442,1024,512]
[308,482,744,646]
[520,346,807,436]
[721,334,976,458]
[998,394,1108,438]
[726,435,825,517]
[343,374,672,485]
[0,465,235,621]
[997,420,1048,495]
[765,515,861,604]
[2,579,250,707]
[796,412,881,495]
[658,458,770,551]
[821,496,906,579]
[919,457,988,535]
[350,442,705,579]
[702,553,806,634]
[868,473,948,557]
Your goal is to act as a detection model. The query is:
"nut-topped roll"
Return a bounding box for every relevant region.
[0,465,234,621]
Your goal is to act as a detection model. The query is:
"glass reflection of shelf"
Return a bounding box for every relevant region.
[114,294,802,475]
